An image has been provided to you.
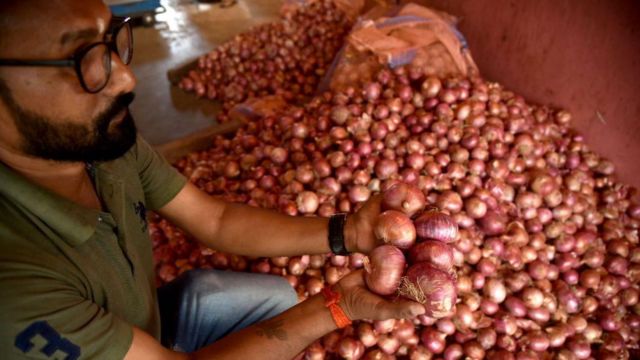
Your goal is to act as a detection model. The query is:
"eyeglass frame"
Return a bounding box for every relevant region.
[0,16,133,94]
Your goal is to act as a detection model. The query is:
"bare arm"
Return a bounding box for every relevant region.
[125,294,335,360]
[157,182,380,257]
[124,271,425,360]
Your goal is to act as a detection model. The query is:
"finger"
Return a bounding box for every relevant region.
[374,299,425,320]
[356,194,382,216]
[335,269,365,291]
[365,193,383,211]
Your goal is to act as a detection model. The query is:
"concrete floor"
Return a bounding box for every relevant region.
[129,0,281,145]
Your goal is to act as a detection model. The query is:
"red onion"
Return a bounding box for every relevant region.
[527,307,550,323]
[364,245,406,295]
[288,256,309,276]
[463,341,485,359]
[296,191,319,214]
[400,262,457,318]
[305,341,325,360]
[567,336,591,359]
[524,331,549,352]
[480,210,507,236]
[364,82,382,101]
[377,335,400,355]
[392,319,415,343]
[305,277,323,296]
[409,345,432,360]
[465,196,487,219]
[435,318,456,335]
[349,253,366,269]
[414,211,458,243]
[375,159,399,180]
[358,322,378,347]
[420,328,445,354]
[443,344,464,360]
[484,278,507,303]
[374,318,396,334]
[487,349,515,360]
[481,298,499,315]
[409,240,454,271]
[270,147,288,164]
[505,296,527,317]
[495,313,518,335]
[308,254,326,269]
[374,211,417,249]
[325,266,349,285]
[338,337,365,360]
[382,183,426,217]
[349,185,371,203]
[330,255,347,267]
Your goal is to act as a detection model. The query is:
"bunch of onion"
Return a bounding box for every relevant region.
[153,62,640,358]
[178,0,352,114]
[363,183,459,322]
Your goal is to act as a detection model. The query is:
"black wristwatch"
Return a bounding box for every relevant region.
[328,213,350,255]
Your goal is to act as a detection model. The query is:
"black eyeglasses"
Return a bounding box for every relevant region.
[0,17,133,93]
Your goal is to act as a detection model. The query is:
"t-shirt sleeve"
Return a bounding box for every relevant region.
[132,136,187,210]
[0,264,133,360]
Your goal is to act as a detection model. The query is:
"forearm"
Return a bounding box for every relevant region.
[205,202,336,257]
[190,294,336,360]
[158,183,358,257]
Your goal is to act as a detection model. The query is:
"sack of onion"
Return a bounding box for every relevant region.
[320,3,478,93]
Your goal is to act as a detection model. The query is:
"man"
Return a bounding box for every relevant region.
[0,1,425,359]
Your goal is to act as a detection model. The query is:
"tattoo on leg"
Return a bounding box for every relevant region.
[255,318,288,341]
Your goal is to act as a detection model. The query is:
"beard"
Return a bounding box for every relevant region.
[0,88,137,163]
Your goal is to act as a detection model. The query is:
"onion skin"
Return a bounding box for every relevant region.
[421,328,446,354]
[480,210,507,236]
[409,240,454,271]
[296,191,319,214]
[304,342,325,360]
[401,262,457,318]
[374,211,417,249]
[382,183,426,217]
[414,211,459,243]
[365,245,406,296]
[338,337,365,360]
[357,322,378,347]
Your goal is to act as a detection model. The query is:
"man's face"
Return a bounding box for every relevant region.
[0,0,138,162]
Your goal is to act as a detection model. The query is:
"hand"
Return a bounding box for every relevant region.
[345,194,383,254]
[334,270,425,321]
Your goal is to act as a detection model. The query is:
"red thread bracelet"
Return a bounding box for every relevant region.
[321,286,352,328]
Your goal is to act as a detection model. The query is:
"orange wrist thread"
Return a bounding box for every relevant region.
[321,286,352,328]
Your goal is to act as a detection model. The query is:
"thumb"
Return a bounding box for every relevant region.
[376,300,425,320]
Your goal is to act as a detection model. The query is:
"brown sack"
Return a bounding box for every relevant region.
[321,2,478,91]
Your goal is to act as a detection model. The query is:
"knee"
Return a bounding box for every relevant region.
[178,269,222,297]
[179,270,297,313]
[262,275,298,312]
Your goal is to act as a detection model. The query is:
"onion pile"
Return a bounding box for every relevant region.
[178,0,352,117]
[154,55,640,358]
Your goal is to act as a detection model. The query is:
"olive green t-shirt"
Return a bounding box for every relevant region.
[0,136,187,359]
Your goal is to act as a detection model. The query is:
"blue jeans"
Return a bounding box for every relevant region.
[157,269,298,352]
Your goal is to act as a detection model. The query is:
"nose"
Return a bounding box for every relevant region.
[101,49,137,96]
